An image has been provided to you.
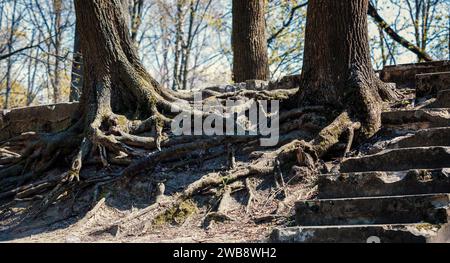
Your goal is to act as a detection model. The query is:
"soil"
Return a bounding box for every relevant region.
[0,152,314,243]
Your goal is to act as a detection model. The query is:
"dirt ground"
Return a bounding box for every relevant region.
[0,152,315,243]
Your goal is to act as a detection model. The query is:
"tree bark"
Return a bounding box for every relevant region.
[4,0,18,109]
[74,0,172,123]
[130,0,144,43]
[172,0,184,90]
[69,24,83,102]
[296,0,393,136]
[52,0,62,103]
[232,0,269,83]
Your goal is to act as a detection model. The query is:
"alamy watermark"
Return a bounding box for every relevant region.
[170,91,280,147]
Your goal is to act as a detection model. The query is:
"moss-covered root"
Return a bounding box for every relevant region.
[153,199,198,226]
[311,112,360,158]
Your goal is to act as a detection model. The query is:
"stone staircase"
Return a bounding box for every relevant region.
[271,61,450,243]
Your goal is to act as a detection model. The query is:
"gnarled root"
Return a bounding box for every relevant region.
[0,86,379,235]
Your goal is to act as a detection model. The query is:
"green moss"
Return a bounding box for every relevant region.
[155,116,164,128]
[415,223,440,231]
[153,200,198,226]
[149,95,158,109]
[116,115,128,127]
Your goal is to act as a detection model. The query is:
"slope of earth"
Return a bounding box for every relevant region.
[1,77,315,243]
[1,62,449,243]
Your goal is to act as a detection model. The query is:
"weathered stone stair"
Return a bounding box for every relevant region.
[295,194,449,226]
[271,61,450,243]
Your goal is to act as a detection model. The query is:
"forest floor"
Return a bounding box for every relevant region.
[0,87,421,243]
[0,152,315,243]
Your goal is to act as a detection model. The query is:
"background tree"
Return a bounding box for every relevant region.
[232,0,269,83]
[369,0,448,66]
[403,0,443,62]
[2,0,447,108]
[69,23,82,102]
[266,0,307,78]
[26,0,74,104]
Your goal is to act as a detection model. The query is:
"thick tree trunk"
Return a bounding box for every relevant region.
[296,0,392,136]
[232,0,269,83]
[74,0,169,122]
[0,0,374,218]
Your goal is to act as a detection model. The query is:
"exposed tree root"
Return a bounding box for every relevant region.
[0,0,407,239]
[204,186,236,227]
[245,178,256,214]
[0,75,390,240]
[80,109,361,237]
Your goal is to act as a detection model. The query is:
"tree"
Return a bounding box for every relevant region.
[52,0,63,103]
[3,0,19,109]
[69,24,83,102]
[403,0,440,62]
[0,0,401,223]
[171,0,214,90]
[294,0,397,136]
[266,0,307,78]
[0,0,259,213]
[130,0,144,43]
[368,2,433,62]
[72,0,181,132]
[26,0,74,104]
[232,0,269,83]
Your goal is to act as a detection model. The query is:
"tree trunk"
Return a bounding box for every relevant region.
[296,0,393,136]
[232,0,269,83]
[69,24,83,102]
[74,0,172,124]
[130,0,144,43]
[4,0,18,109]
[52,0,62,103]
[172,0,184,90]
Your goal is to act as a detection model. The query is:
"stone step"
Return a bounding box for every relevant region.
[270,224,450,243]
[385,127,450,149]
[317,169,450,199]
[295,194,450,226]
[380,60,450,88]
[340,147,450,173]
[416,72,450,97]
[382,108,450,130]
[427,89,450,108]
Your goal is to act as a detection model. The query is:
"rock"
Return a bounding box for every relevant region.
[416,72,450,97]
[245,79,269,90]
[270,224,449,243]
[317,169,450,199]
[203,84,244,93]
[340,147,450,173]
[427,89,450,108]
[380,60,450,88]
[385,127,450,149]
[295,194,450,226]
[382,108,450,130]
[268,75,301,90]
